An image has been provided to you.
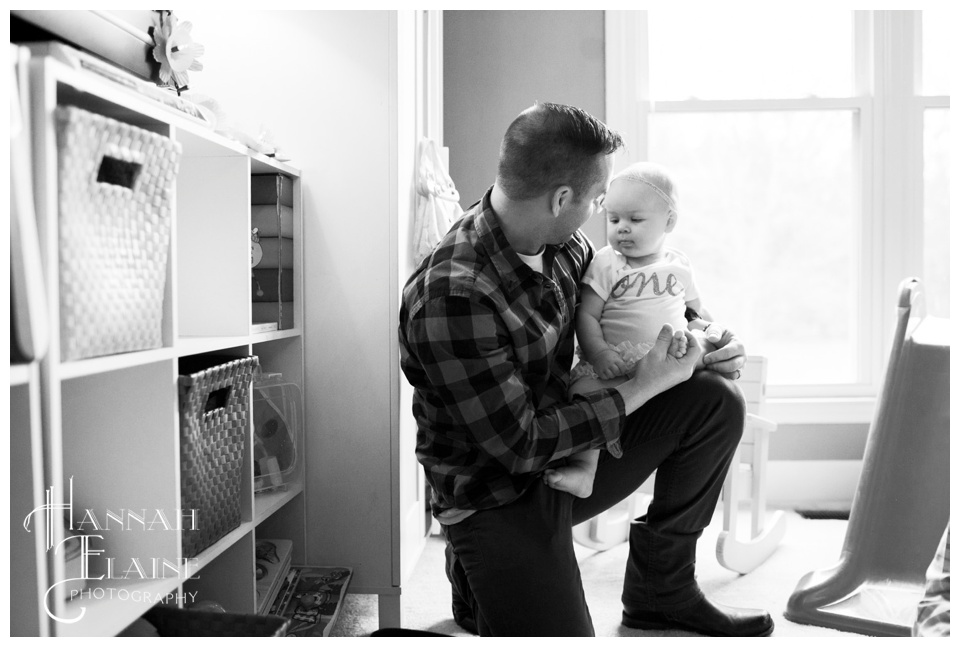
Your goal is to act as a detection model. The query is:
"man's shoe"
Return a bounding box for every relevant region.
[622,596,774,637]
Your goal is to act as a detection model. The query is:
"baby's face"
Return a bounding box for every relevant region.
[603,179,674,262]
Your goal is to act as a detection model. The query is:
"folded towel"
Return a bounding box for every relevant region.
[413,139,463,265]
[254,237,293,269]
[252,204,294,237]
[252,269,294,302]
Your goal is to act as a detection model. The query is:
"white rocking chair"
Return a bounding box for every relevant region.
[573,356,787,575]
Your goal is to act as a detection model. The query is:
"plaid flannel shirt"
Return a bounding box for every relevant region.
[399,188,626,517]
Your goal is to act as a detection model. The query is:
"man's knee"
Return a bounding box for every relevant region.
[689,370,746,444]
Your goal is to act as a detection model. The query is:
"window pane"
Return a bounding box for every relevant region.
[922,11,950,96]
[648,111,857,385]
[923,108,950,317]
[648,9,854,100]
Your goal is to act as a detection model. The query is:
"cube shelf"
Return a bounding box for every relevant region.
[11,47,306,637]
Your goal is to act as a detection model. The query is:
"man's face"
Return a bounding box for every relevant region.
[548,154,615,244]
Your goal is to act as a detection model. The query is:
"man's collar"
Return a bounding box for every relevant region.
[475,188,540,291]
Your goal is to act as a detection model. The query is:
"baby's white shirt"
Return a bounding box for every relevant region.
[582,246,699,346]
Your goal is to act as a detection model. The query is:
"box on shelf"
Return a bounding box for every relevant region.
[250,322,279,334]
[251,302,294,331]
[139,606,289,637]
[178,355,259,559]
[23,41,215,127]
[15,15,158,83]
[55,105,181,361]
[253,373,302,494]
[256,538,293,614]
[267,566,353,637]
[250,174,295,332]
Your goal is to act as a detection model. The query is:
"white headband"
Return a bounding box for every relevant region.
[617,176,677,211]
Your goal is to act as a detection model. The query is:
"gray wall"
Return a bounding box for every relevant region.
[443,10,606,242]
[771,424,867,461]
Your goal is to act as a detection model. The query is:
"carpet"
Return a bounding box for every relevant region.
[330,509,866,637]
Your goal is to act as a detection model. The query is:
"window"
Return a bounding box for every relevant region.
[920,11,951,320]
[606,10,950,421]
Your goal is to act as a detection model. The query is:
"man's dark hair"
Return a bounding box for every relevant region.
[496,102,624,201]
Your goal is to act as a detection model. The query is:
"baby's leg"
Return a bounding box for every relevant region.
[553,370,628,497]
[543,449,600,498]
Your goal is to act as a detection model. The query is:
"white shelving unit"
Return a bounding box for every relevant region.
[11,49,306,637]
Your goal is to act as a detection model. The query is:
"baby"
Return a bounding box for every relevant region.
[543,162,720,498]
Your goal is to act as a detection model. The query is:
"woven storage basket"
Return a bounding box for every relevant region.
[144,607,289,637]
[179,355,259,558]
[55,105,181,361]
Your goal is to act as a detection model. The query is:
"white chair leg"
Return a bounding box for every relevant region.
[717,428,787,574]
[751,431,769,538]
[575,388,788,573]
[572,491,650,552]
[571,519,602,550]
[717,509,787,574]
[722,446,742,539]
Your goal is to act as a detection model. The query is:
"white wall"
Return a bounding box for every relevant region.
[185,10,401,587]
[184,11,344,172]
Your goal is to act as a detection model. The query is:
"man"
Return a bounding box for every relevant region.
[398,102,773,637]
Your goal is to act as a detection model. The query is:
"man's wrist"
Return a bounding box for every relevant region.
[613,378,658,415]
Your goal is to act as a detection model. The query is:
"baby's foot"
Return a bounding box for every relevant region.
[667,329,688,359]
[543,466,595,498]
[688,329,717,369]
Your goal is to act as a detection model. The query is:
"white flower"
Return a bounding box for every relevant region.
[152,13,204,90]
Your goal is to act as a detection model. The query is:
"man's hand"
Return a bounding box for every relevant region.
[698,323,747,378]
[629,323,701,395]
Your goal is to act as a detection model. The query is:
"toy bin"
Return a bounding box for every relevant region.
[178,355,259,558]
[252,373,303,493]
[55,105,180,361]
[142,607,289,637]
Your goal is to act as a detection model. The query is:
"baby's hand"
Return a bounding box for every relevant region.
[593,350,627,380]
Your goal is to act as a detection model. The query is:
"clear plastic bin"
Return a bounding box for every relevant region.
[252,372,302,493]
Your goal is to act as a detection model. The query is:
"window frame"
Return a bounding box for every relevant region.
[605,10,947,423]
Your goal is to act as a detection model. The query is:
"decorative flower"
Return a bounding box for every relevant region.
[152,11,204,92]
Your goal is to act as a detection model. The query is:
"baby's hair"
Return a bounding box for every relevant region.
[613,162,678,213]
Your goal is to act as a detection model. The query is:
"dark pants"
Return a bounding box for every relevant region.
[442,370,745,636]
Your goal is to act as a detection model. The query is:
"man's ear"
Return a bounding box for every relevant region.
[551,185,573,218]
